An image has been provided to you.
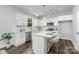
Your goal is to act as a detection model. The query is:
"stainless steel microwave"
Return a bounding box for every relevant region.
[47,22,54,26]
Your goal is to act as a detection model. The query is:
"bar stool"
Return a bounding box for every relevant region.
[49,35,61,53]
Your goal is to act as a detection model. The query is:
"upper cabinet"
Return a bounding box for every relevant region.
[46,18,58,26]
[33,19,47,26]
[39,19,47,26]
[16,13,25,25]
[38,18,54,26]
[53,18,58,26]
[16,13,29,26]
[58,15,72,21]
[32,18,40,26]
[16,13,72,27]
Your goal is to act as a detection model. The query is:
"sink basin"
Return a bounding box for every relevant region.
[46,33,53,35]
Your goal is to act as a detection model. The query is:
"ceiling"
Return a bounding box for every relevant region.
[11,5,74,19]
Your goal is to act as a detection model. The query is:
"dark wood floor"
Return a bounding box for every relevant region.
[48,39,79,54]
[5,39,79,54]
[5,40,32,54]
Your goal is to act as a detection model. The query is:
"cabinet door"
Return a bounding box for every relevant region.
[54,21,58,26]
[33,19,40,26]
[16,13,28,25]
[58,15,72,21]
[15,33,25,47]
[39,19,47,26]
[32,19,39,26]
[16,14,24,25]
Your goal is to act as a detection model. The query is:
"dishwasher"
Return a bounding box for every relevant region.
[25,32,32,42]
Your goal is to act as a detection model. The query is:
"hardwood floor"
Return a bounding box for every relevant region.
[48,39,79,54]
[5,39,79,54]
[5,40,33,54]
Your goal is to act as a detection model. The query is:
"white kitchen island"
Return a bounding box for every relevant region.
[32,31,58,54]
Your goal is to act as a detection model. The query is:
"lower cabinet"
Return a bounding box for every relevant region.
[14,32,32,47]
[14,33,26,47]
[32,34,53,54]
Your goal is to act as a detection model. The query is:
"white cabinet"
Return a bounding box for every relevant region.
[64,15,72,20]
[16,13,25,25]
[47,18,54,23]
[33,18,47,26]
[58,15,72,21]
[16,15,23,25]
[54,20,58,26]
[53,18,58,26]
[39,19,47,26]
[32,19,36,26]
[32,34,47,54]
[32,19,40,26]
[16,13,29,25]
[14,33,25,47]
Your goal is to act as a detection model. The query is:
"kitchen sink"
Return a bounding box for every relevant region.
[46,33,53,35]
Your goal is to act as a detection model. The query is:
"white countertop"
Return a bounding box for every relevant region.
[33,31,58,38]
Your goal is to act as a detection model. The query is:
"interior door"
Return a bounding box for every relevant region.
[59,20,72,40]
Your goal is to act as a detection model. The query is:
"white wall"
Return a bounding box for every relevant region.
[16,12,38,26]
[16,13,30,26]
[0,6,32,45]
[72,6,79,50]
[59,20,73,40]
[0,6,31,35]
[72,6,77,49]
[0,6,16,35]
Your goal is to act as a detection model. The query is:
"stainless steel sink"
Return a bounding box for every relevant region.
[46,33,53,35]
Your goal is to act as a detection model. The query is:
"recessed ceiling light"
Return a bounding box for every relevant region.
[49,9,53,11]
[43,17,45,19]
[24,17,26,18]
[59,8,62,11]
[30,8,33,10]
[35,14,39,16]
